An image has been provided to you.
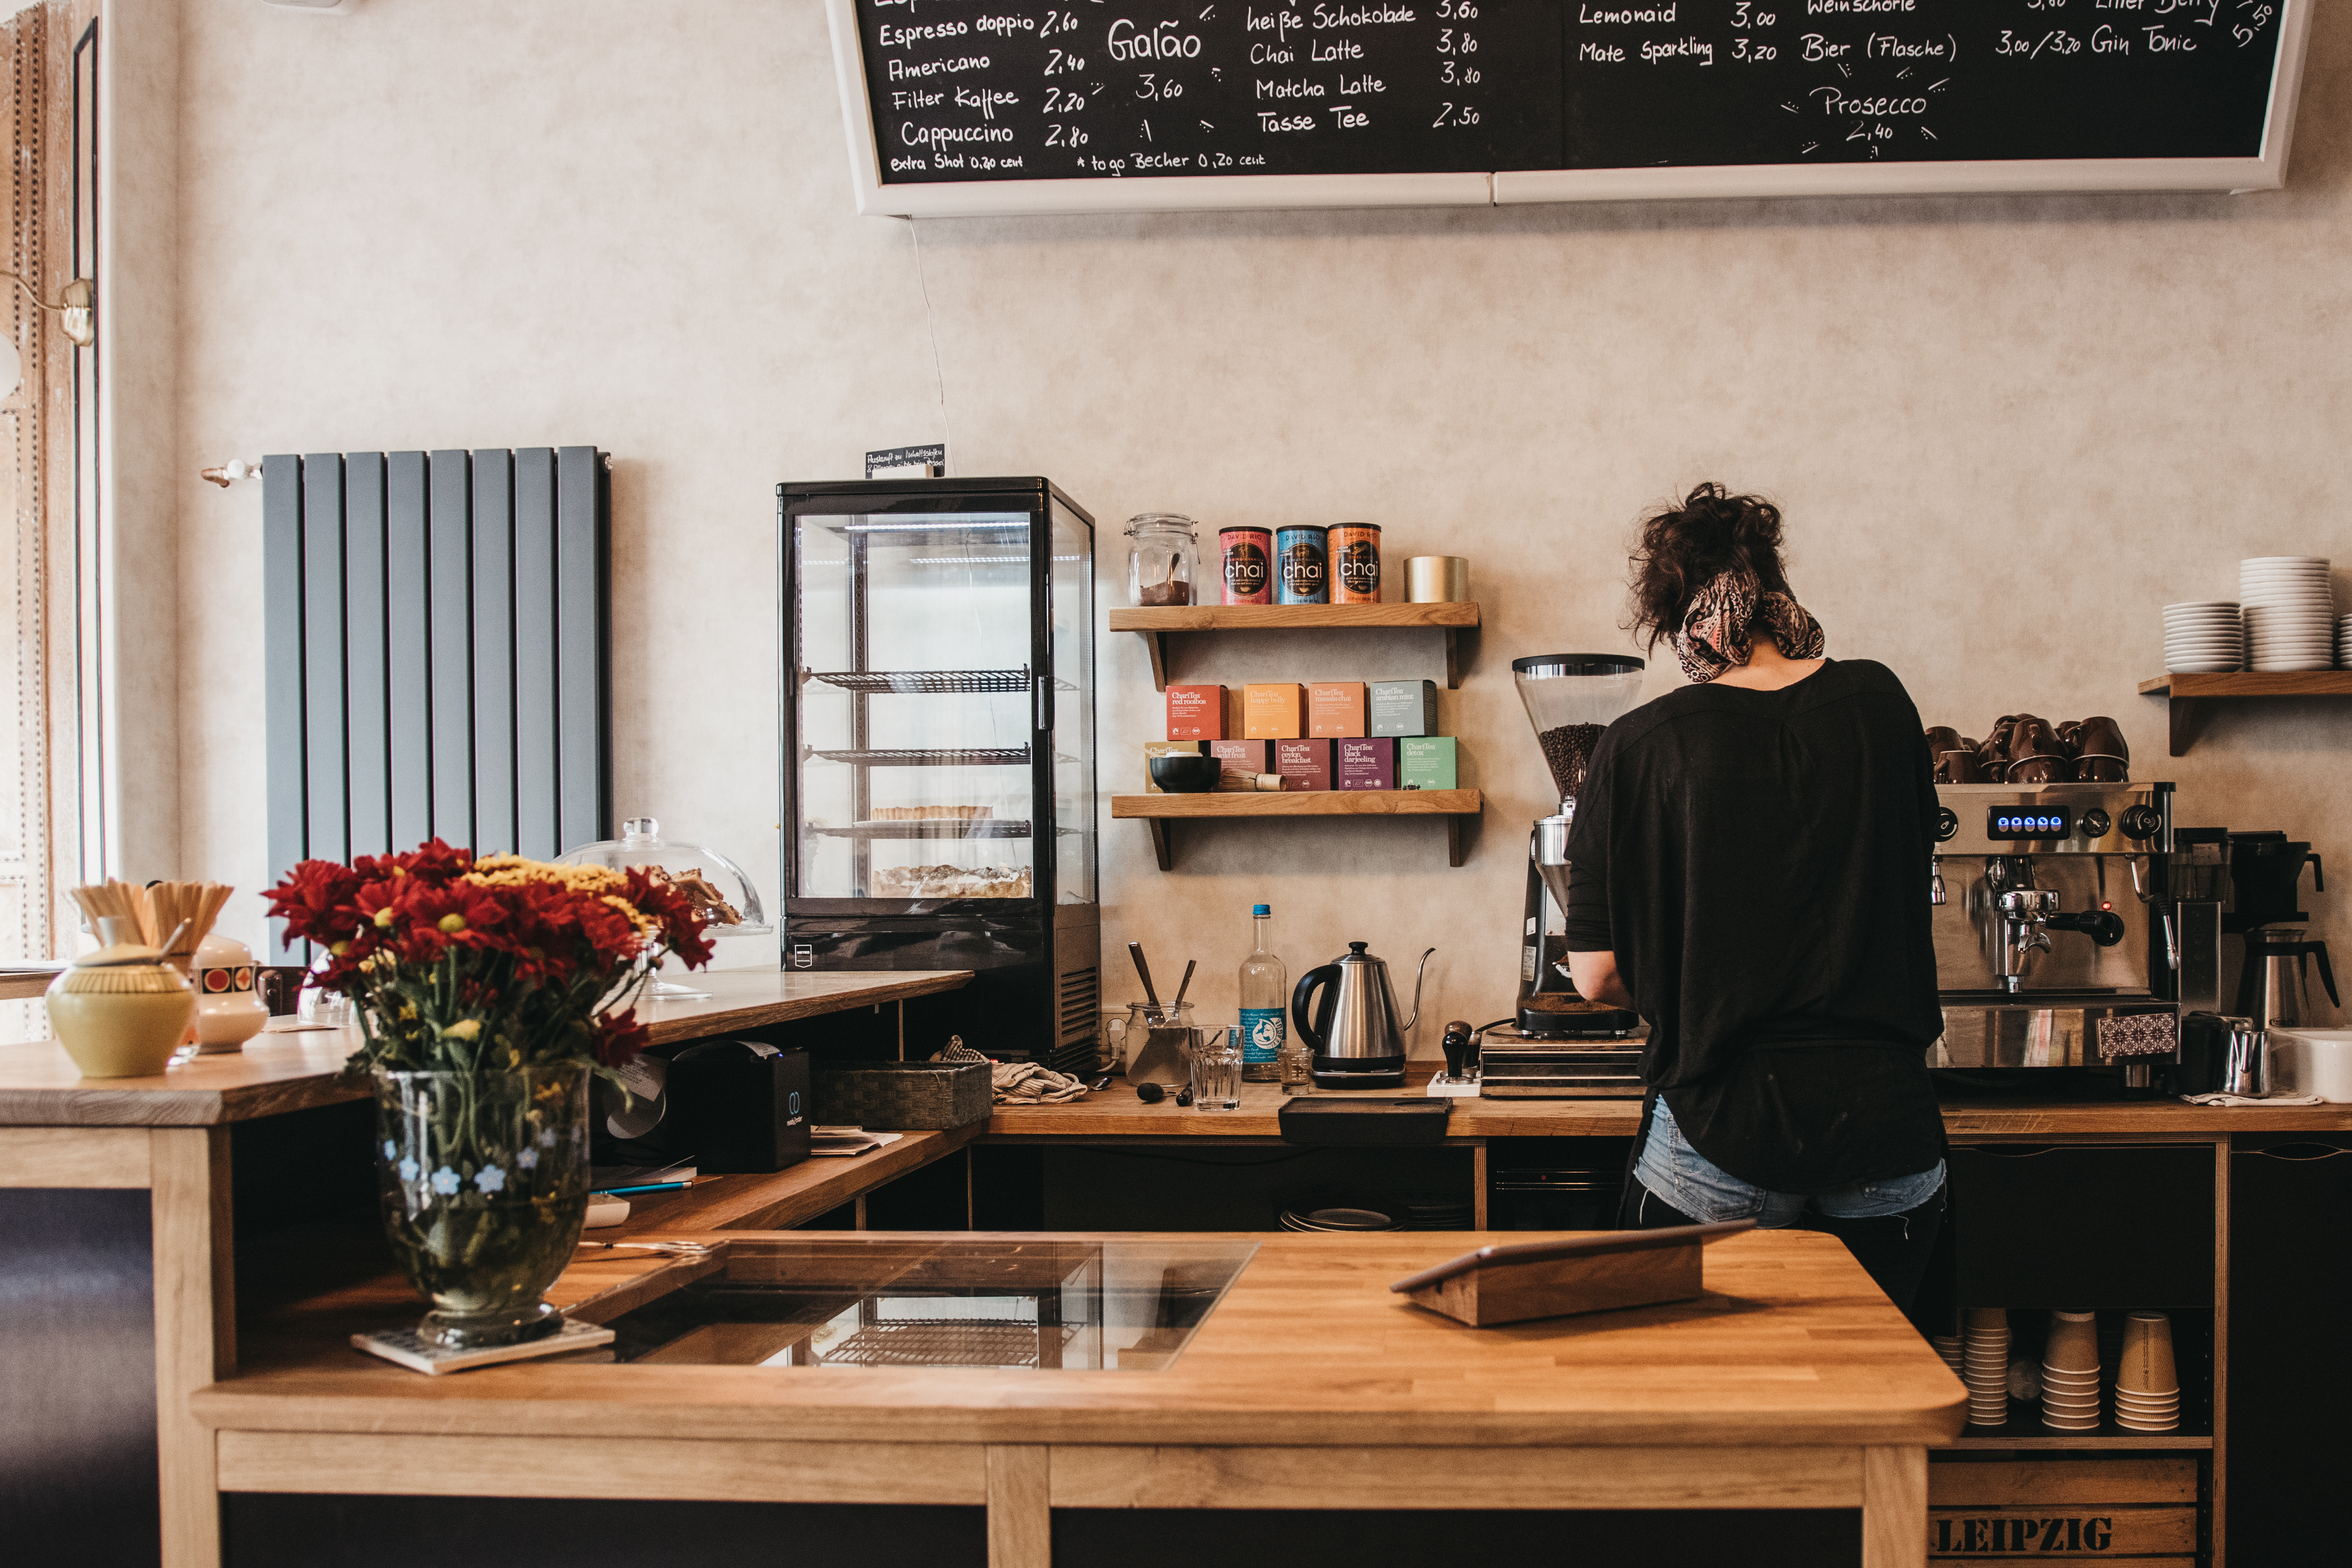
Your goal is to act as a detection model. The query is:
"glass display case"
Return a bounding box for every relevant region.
[779,478,1099,1068]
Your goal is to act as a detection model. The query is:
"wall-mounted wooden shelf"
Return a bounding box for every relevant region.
[1110,788,1483,870]
[1107,602,1480,691]
[2137,670,2352,755]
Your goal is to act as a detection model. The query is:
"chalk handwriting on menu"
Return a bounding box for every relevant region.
[1561,0,2287,169]
[853,0,2287,183]
[858,0,1561,181]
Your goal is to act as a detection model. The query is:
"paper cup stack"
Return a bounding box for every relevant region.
[2041,1310,2102,1431]
[1962,1307,2012,1427]
[2114,1311,2181,1432]
[2162,602,2244,673]
[2240,557,2337,671]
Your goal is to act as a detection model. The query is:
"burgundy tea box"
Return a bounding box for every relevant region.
[1273,738,1332,791]
[1209,739,1271,774]
[1337,737,1396,790]
[1307,681,1368,738]
[1166,684,1228,741]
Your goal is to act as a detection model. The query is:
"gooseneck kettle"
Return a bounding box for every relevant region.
[1291,942,1436,1090]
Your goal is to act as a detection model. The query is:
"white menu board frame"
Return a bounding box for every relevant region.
[825,0,2313,218]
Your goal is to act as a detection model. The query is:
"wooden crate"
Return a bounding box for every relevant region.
[1930,1457,2198,1558]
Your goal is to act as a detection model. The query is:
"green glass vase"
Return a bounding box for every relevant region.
[374,1063,591,1348]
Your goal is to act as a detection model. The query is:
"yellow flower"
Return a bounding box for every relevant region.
[440,1019,482,1041]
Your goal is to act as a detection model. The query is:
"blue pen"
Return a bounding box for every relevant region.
[594,1180,693,1196]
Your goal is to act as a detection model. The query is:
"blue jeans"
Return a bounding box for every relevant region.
[1630,1096,1948,1317]
[1634,1096,1945,1225]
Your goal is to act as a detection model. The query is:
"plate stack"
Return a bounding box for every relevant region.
[2240,557,2337,671]
[2162,602,2244,673]
[2114,1310,2181,1433]
[1929,1333,1963,1377]
[1962,1307,2012,1428]
[2340,614,2352,669]
[2041,1310,2102,1432]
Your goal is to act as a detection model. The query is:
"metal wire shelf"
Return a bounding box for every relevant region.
[806,820,1035,840]
[805,669,1030,694]
[807,747,1032,768]
[820,1318,1081,1369]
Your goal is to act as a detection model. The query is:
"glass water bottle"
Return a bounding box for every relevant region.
[1238,902,1286,1082]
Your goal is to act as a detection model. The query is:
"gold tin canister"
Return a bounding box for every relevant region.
[1405,555,1469,603]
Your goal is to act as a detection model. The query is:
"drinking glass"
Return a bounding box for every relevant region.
[1111,1001,1195,1086]
[1189,1025,1243,1110]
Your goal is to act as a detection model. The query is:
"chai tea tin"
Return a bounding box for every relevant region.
[1331,522,1382,603]
[1275,525,1328,605]
[1219,526,1274,605]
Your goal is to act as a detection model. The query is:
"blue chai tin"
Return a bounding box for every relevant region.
[1275,525,1328,605]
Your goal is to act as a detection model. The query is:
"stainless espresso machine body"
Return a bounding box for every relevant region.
[1930,781,2211,1090]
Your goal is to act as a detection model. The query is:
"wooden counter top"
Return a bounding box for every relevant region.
[0,969,973,1128]
[197,1226,1963,1451]
[598,1123,984,1239]
[986,1067,2352,1140]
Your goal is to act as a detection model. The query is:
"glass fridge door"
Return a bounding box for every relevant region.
[790,510,1041,902]
[1047,496,1096,905]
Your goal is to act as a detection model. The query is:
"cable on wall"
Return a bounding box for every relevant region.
[907,220,954,460]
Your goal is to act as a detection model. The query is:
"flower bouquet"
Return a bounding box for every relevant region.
[267,839,713,1347]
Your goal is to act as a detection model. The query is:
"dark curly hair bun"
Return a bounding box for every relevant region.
[1629,483,1791,649]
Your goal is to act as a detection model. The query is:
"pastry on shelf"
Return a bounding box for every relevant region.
[870,863,1032,899]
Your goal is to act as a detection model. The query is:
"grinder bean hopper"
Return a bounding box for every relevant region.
[1510,654,1646,1039]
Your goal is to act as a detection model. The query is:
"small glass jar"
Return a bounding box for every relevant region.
[1279,1037,1314,1094]
[1125,514,1200,607]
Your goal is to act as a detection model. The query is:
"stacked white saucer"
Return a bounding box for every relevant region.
[1962,1307,2012,1428]
[2339,615,2352,669]
[2040,1310,2102,1432]
[2163,602,2244,673]
[2240,557,2336,671]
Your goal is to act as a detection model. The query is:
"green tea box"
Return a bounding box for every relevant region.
[1399,736,1457,791]
[1368,679,1440,738]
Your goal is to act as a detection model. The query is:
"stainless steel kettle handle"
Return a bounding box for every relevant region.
[1401,947,1436,1033]
[1291,964,1340,1055]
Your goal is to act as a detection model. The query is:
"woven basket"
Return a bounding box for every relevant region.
[813,1060,992,1130]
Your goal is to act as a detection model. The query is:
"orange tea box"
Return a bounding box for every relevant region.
[1244,683,1305,740]
[1307,681,1368,738]
[1166,684,1228,741]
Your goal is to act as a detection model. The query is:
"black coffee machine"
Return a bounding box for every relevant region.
[2220,832,2333,1026]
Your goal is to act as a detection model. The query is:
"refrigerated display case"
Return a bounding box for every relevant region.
[778,478,1099,1069]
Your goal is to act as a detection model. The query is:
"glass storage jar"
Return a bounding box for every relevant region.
[1125,513,1200,607]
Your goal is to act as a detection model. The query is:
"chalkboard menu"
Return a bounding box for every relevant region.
[829,0,2308,210]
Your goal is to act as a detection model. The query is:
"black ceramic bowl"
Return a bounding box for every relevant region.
[1149,753,1222,793]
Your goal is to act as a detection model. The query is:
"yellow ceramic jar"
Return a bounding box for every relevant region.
[47,959,196,1078]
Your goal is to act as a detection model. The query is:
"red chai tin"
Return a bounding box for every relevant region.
[1220,526,1274,605]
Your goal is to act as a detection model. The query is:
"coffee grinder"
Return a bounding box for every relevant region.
[1478,654,1649,1098]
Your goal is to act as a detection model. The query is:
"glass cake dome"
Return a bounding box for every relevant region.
[558,818,772,997]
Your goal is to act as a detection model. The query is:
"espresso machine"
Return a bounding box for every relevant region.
[1929,781,2214,1094]
[1476,654,1649,1098]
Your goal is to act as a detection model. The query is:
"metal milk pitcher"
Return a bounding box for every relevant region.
[1291,942,1436,1081]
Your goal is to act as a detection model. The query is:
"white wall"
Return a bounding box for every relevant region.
[170,0,2352,1043]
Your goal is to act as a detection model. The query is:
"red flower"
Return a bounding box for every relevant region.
[596,1009,650,1068]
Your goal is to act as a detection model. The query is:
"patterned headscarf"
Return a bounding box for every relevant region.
[1672,571,1826,684]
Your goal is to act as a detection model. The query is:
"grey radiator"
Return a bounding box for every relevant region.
[262,447,610,959]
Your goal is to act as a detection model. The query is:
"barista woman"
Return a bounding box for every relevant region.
[1565,484,1947,1312]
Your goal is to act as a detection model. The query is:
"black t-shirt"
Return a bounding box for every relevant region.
[1562,658,1945,1192]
